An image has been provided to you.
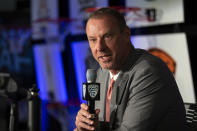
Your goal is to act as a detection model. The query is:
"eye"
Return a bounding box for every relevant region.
[89,38,97,43]
[105,34,111,38]
[104,33,113,40]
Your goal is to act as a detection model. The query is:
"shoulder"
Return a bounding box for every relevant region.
[129,49,171,77]
[124,50,179,103]
[125,49,177,92]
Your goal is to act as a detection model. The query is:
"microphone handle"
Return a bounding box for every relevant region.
[87,100,95,114]
[28,96,41,131]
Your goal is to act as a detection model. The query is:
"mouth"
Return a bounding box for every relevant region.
[98,55,112,62]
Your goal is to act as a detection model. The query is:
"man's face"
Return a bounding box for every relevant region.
[86,15,130,70]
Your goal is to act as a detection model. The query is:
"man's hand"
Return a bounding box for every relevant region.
[75,103,100,131]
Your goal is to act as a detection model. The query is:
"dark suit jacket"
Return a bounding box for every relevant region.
[95,49,186,131]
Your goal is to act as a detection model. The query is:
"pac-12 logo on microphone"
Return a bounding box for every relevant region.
[88,84,99,98]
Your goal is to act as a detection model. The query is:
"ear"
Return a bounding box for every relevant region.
[123,26,131,42]
[125,26,131,37]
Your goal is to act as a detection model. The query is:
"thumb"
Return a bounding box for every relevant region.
[95,109,100,115]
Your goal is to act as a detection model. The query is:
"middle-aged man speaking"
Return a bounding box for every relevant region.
[74,7,187,131]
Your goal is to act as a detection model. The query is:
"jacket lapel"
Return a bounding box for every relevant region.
[96,69,109,121]
[109,49,142,124]
[110,72,129,123]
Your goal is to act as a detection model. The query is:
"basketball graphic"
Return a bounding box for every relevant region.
[148,48,176,74]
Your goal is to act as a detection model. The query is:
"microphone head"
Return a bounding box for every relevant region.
[6,78,27,100]
[83,69,100,101]
[86,69,97,83]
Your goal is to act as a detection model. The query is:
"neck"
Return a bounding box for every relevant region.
[109,70,120,76]
[110,44,133,75]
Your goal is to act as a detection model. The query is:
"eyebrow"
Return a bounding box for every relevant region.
[87,29,114,39]
[103,32,113,37]
[87,36,96,39]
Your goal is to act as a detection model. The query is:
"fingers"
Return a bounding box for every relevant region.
[95,109,100,115]
[79,105,92,119]
[93,109,100,126]
[76,120,95,130]
[81,103,88,110]
[77,111,94,125]
[75,103,95,131]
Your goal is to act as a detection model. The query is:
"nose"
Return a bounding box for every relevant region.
[96,38,106,52]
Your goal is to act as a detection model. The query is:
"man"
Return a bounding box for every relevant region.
[74,7,186,131]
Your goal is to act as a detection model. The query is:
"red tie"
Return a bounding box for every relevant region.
[106,77,115,122]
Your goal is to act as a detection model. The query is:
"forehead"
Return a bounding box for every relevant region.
[86,15,119,33]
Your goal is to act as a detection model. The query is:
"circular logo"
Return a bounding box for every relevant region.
[148,48,176,74]
[88,84,99,98]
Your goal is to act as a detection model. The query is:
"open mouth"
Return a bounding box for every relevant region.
[98,55,112,62]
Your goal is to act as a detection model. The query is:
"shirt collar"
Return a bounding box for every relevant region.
[109,71,120,81]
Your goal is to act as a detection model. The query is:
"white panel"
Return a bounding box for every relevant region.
[31,0,59,40]
[126,0,184,27]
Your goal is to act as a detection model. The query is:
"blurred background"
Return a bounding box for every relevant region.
[0,0,197,131]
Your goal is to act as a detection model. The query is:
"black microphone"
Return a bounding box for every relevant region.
[0,73,41,131]
[83,69,100,114]
[0,73,37,100]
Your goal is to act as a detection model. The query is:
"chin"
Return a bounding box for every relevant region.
[100,63,114,70]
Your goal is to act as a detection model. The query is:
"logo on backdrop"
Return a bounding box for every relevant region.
[148,48,176,74]
[0,29,32,74]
